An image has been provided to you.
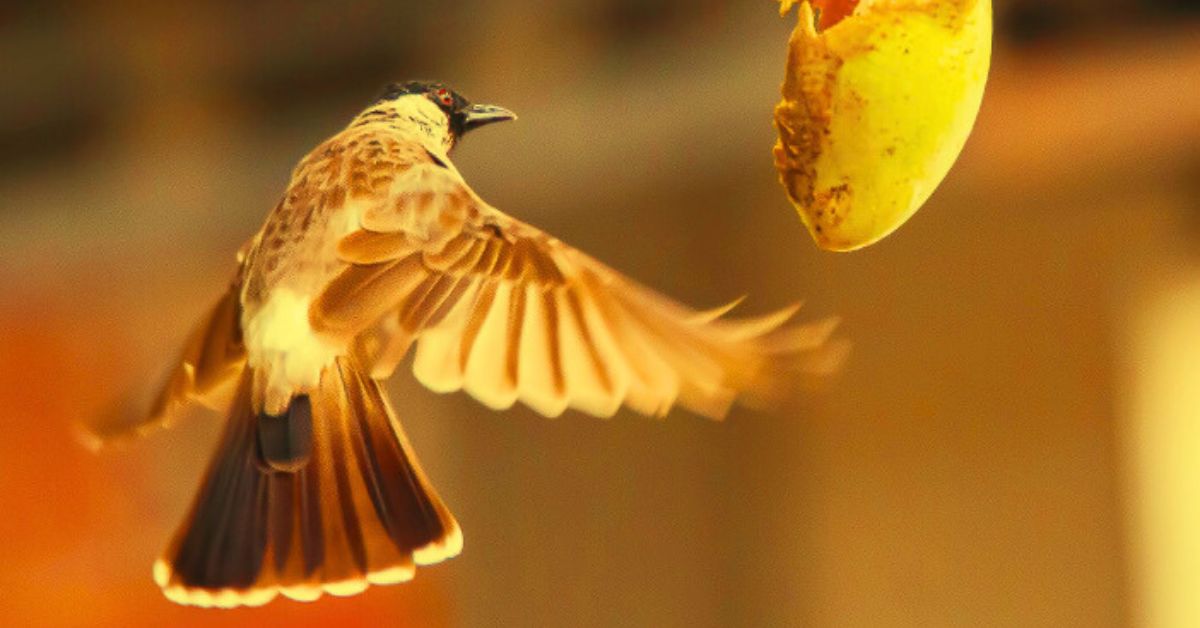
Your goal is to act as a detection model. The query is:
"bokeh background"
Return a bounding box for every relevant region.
[2,1,1199,626]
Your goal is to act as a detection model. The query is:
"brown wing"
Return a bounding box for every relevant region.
[310,165,846,420]
[81,277,247,448]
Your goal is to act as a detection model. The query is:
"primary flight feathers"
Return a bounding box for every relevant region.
[314,160,844,420]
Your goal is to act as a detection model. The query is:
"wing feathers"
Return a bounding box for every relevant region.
[516,284,569,417]
[504,282,527,389]
[556,286,623,417]
[462,282,519,410]
[337,231,416,265]
[457,281,499,375]
[711,302,804,341]
[424,233,476,271]
[313,164,844,422]
[584,281,680,417]
[689,296,748,324]
[313,256,426,341]
[80,279,247,449]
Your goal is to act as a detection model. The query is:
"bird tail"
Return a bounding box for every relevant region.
[155,356,461,608]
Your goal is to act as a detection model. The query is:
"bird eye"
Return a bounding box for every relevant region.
[435,88,454,107]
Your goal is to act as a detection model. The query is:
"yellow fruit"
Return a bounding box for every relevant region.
[773,0,992,251]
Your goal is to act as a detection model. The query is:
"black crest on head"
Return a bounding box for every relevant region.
[378,81,469,112]
[377,81,473,137]
[375,80,514,140]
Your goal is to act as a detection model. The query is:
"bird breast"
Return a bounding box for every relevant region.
[241,183,364,409]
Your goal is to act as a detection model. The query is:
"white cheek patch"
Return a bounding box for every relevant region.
[390,96,451,147]
[245,288,342,395]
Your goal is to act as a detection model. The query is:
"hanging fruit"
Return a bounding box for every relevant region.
[773,0,992,251]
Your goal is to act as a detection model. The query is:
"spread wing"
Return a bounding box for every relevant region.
[311,161,846,420]
[80,276,247,448]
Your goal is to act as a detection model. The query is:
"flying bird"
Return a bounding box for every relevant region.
[87,81,846,608]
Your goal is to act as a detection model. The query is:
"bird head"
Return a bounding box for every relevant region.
[369,81,517,150]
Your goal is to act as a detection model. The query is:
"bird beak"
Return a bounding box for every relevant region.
[460,103,517,133]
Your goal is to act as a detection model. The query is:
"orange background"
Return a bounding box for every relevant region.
[1,1,1198,626]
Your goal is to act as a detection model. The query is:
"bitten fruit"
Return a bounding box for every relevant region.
[773,0,992,251]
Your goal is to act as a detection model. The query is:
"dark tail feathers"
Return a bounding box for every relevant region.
[155,356,461,608]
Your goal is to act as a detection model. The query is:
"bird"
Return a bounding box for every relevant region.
[85,81,847,608]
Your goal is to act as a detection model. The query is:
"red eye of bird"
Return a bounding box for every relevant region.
[435,88,453,106]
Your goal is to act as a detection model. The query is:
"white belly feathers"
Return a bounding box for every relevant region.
[244,287,343,408]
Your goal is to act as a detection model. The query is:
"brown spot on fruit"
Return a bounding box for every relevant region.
[773,4,841,238]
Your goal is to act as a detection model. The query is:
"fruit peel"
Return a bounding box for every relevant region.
[774,0,992,251]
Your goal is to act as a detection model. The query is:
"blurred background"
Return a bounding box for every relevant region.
[1,0,1198,626]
